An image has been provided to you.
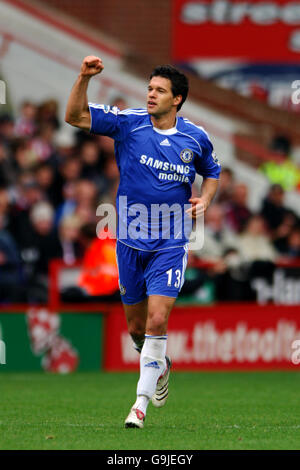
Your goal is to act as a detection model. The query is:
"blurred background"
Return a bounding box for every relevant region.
[1,0,300,373]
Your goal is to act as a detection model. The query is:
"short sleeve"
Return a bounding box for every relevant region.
[194,131,221,179]
[88,103,130,141]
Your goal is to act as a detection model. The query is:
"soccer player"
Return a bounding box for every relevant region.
[65,56,221,428]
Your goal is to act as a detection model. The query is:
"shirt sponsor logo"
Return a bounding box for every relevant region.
[158,172,189,183]
[139,155,190,174]
[139,155,191,183]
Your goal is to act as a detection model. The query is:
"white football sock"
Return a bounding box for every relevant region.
[137,335,167,404]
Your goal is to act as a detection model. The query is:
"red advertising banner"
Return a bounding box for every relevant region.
[103,304,300,370]
[172,0,300,61]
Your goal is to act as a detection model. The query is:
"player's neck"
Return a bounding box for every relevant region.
[150,113,177,130]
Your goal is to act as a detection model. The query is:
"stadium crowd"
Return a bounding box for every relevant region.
[0,99,300,304]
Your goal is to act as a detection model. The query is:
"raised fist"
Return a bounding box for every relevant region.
[80,56,104,77]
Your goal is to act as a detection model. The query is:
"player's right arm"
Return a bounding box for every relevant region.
[65,56,104,131]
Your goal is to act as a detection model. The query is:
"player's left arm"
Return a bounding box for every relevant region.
[187,177,219,219]
[187,129,221,219]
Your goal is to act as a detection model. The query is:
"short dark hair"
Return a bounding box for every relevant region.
[150,65,189,111]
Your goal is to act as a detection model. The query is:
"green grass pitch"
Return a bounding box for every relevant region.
[1,371,300,450]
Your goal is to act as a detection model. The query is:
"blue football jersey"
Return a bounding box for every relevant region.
[89,104,221,251]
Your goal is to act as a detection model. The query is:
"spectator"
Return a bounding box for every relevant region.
[275,227,300,259]
[272,211,298,253]
[54,129,76,158]
[54,156,83,210]
[59,155,82,184]
[0,114,14,143]
[0,140,15,186]
[260,156,300,192]
[12,138,37,174]
[58,214,82,265]
[61,223,120,303]
[19,201,61,302]
[260,135,300,191]
[236,215,278,263]
[225,182,252,233]
[56,179,98,226]
[78,225,119,297]
[13,172,44,210]
[194,203,237,261]
[14,101,37,138]
[37,99,60,130]
[0,187,10,229]
[0,213,25,302]
[79,140,107,191]
[260,184,297,236]
[215,167,234,205]
[55,181,77,226]
[102,156,120,203]
[74,179,98,219]
[30,123,57,164]
[8,173,44,245]
[33,162,61,207]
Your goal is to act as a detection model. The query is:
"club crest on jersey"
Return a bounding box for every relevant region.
[180,148,193,163]
[119,283,126,295]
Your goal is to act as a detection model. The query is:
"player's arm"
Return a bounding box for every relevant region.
[65,56,104,131]
[187,130,221,219]
[187,177,219,219]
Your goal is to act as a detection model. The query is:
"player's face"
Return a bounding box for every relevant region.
[147,76,181,117]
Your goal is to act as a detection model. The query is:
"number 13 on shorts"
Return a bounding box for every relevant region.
[166,268,182,289]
